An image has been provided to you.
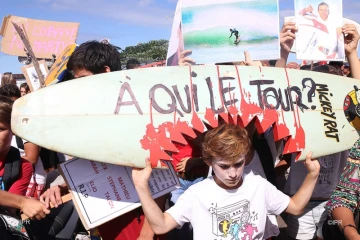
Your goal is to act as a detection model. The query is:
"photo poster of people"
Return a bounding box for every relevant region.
[294,0,345,61]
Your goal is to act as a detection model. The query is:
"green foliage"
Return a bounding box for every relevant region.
[120,39,169,67]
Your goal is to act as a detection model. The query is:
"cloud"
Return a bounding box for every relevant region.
[38,0,174,27]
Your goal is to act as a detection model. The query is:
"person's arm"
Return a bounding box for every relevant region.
[23,142,40,165]
[285,152,320,215]
[332,207,360,240]
[132,160,178,235]
[326,142,360,239]
[138,195,168,240]
[0,190,49,220]
[343,24,360,79]
[299,5,313,16]
[229,32,233,38]
[276,22,297,68]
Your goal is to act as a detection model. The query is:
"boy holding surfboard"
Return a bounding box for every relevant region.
[132,123,320,240]
[40,40,166,240]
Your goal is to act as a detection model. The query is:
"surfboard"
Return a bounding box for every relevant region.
[11,65,360,168]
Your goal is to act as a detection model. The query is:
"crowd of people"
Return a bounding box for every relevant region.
[0,11,360,240]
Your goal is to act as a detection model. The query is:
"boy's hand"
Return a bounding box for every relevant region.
[303,152,320,178]
[132,159,153,189]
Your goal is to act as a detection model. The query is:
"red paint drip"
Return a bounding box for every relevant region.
[273,110,290,141]
[216,65,225,108]
[140,99,172,167]
[204,108,218,128]
[235,66,263,127]
[189,66,204,132]
[282,69,305,160]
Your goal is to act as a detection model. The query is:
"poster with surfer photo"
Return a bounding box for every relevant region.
[180,0,280,64]
[294,0,344,61]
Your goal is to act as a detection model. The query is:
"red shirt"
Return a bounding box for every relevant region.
[0,158,33,195]
[171,143,193,171]
[97,207,166,240]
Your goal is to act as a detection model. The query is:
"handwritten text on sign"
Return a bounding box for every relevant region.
[0,15,79,59]
[112,66,339,166]
[60,158,179,230]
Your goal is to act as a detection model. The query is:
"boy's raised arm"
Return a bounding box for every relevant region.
[132,160,179,235]
[285,152,320,215]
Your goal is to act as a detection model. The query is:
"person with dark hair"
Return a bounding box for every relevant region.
[1,72,17,87]
[0,84,21,100]
[20,82,30,96]
[67,40,122,78]
[341,62,351,77]
[42,40,166,240]
[126,58,141,69]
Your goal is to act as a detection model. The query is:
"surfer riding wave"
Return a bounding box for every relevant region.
[229,28,240,43]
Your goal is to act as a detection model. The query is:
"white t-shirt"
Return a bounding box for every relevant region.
[284,151,349,198]
[166,172,290,240]
[244,151,279,238]
[11,136,47,185]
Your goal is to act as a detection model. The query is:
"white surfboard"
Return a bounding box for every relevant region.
[11,65,360,168]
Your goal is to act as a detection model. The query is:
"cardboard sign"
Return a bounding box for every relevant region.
[59,158,179,230]
[21,60,49,91]
[0,15,79,59]
[45,43,77,86]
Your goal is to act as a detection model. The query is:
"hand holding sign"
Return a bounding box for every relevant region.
[343,24,360,55]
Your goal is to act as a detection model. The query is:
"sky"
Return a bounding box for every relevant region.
[0,0,360,73]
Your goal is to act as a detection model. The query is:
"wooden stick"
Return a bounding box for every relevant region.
[11,22,45,88]
[21,193,72,220]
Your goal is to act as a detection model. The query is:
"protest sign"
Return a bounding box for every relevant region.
[285,16,360,56]
[0,15,79,59]
[59,158,179,230]
[21,60,49,92]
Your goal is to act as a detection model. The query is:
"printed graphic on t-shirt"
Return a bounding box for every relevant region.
[318,156,334,184]
[209,200,258,240]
